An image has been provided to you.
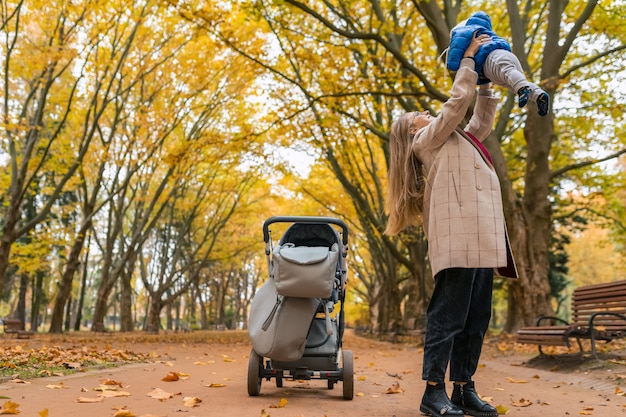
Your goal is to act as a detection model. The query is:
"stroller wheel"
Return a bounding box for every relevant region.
[342,350,354,400]
[247,348,263,396]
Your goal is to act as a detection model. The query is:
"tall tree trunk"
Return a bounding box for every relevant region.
[119,270,134,332]
[31,271,46,331]
[49,221,91,333]
[64,296,72,332]
[503,113,555,331]
[145,295,163,333]
[92,270,117,331]
[74,242,90,331]
[15,274,28,328]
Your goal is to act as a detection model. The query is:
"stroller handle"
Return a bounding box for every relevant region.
[263,216,349,245]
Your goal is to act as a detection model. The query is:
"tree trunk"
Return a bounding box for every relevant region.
[92,271,117,331]
[16,274,28,328]
[502,112,556,331]
[145,295,163,333]
[64,296,72,332]
[74,244,90,331]
[49,223,90,333]
[119,270,134,332]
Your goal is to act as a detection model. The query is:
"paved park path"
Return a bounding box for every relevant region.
[0,330,623,416]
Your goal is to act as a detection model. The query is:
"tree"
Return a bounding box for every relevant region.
[182,0,626,332]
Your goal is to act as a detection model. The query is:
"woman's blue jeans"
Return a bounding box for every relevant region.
[421,268,493,384]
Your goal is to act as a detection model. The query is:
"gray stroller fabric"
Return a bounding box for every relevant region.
[248,278,320,362]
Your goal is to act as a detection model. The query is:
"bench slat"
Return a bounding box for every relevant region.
[516,279,626,357]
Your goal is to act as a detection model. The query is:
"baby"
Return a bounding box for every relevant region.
[446,11,550,117]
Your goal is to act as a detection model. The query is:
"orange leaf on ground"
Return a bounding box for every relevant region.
[161,372,180,382]
[385,382,404,394]
[0,401,20,415]
[506,377,527,383]
[100,379,124,387]
[269,398,288,408]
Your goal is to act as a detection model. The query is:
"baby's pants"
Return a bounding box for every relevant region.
[483,49,543,101]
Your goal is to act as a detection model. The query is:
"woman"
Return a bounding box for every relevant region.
[385,32,517,417]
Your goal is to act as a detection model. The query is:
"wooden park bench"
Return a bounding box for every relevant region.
[2,319,34,339]
[516,280,626,359]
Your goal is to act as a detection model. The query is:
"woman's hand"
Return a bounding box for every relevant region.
[465,31,491,57]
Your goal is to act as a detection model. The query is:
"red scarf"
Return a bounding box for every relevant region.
[464,131,493,165]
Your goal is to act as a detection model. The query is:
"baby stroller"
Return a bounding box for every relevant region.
[247,216,353,400]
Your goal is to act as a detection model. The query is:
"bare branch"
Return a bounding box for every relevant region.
[551,147,626,179]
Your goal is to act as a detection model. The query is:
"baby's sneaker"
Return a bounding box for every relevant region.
[537,91,550,116]
[517,86,531,108]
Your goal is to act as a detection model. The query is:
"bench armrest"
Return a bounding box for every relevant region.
[536,316,569,326]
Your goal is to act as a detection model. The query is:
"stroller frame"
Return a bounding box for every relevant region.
[247,216,354,400]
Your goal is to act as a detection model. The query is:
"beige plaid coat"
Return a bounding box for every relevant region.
[412,59,517,279]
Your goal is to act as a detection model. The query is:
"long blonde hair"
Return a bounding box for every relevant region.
[384,113,425,236]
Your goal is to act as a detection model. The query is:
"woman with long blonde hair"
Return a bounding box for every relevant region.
[385,31,517,417]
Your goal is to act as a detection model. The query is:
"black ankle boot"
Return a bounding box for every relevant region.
[451,381,498,417]
[420,383,463,416]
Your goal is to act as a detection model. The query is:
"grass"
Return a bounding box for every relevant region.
[0,330,250,381]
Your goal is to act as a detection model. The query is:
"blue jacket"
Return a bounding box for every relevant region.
[446,11,511,84]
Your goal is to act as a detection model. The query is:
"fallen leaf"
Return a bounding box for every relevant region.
[183,396,202,408]
[511,397,532,407]
[206,383,226,388]
[45,382,69,389]
[385,381,404,394]
[114,409,135,417]
[358,376,367,381]
[506,377,528,384]
[75,397,104,403]
[261,409,271,417]
[495,404,509,414]
[94,385,118,392]
[269,398,288,408]
[0,401,20,415]
[10,379,29,384]
[37,409,48,417]
[101,379,124,387]
[161,372,180,382]
[147,388,173,401]
[64,362,82,369]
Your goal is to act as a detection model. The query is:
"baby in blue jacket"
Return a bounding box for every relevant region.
[446,11,550,116]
